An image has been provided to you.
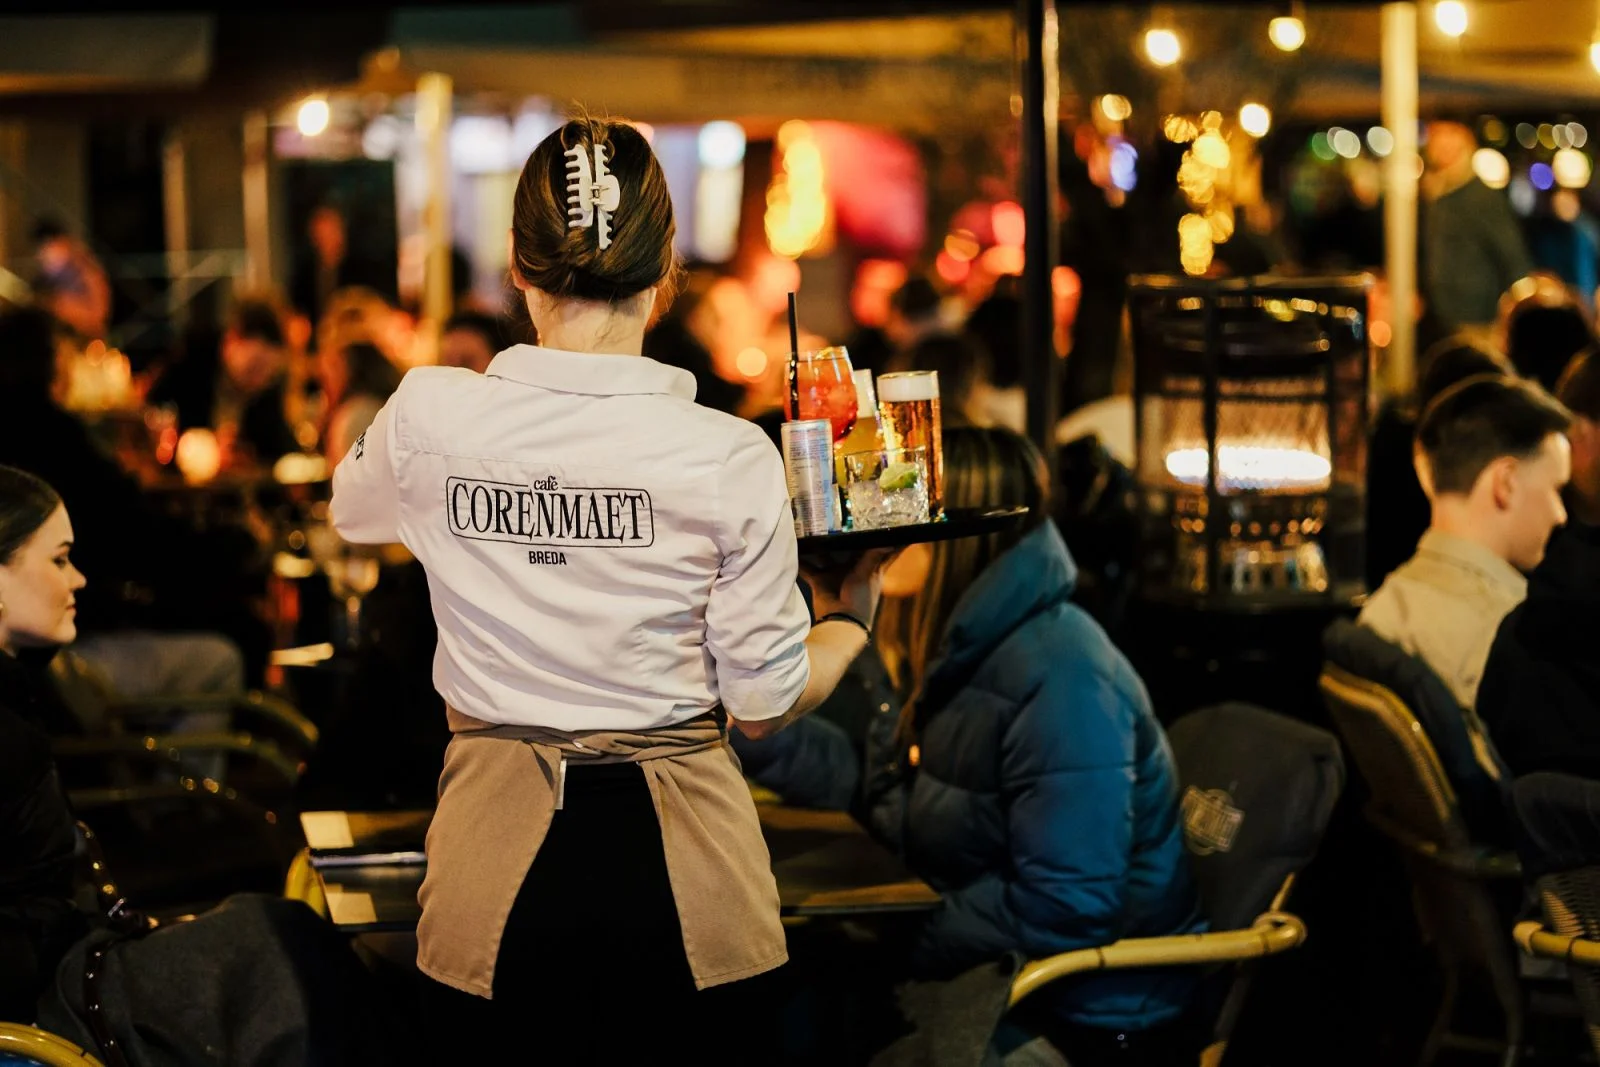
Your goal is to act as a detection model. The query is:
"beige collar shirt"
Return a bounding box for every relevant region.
[1359,529,1528,712]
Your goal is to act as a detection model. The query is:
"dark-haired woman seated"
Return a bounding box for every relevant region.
[868,428,1204,1063]
[0,465,396,1065]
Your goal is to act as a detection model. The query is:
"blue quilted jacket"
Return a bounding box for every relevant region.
[867,522,1204,1032]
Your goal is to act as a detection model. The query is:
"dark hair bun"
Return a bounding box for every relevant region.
[512,119,678,305]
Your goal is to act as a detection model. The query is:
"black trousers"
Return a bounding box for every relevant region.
[421,762,776,1064]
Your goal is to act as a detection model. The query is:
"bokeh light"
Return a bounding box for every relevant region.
[1471,147,1510,189]
[1268,16,1306,52]
[297,98,330,137]
[992,201,1026,248]
[1144,28,1181,67]
[1098,94,1132,122]
[1239,103,1272,138]
[1434,1,1467,38]
[1553,148,1592,189]
[697,121,747,168]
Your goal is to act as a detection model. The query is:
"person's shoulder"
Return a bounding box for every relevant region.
[1357,572,1404,627]
[657,400,778,465]
[0,683,53,791]
[392,364,489,407]
[992,603,1138,706]
[377,366,489,444]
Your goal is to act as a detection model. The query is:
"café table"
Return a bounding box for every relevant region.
[295,803,940,935]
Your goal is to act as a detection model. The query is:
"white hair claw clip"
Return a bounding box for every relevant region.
[565,143,622,250]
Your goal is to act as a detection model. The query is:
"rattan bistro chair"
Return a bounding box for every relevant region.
[1511,772,1600,1060]
[1319,661,1524,1067]
[0,1024,105,1066]
[1009,704,1344,1066]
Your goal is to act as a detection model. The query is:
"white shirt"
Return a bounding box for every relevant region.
[330,344,811,731]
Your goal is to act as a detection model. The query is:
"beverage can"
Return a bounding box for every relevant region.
[781,419,837,537]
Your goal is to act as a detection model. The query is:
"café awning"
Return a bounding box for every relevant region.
[380,1,1600,127]
[0,15,212,94]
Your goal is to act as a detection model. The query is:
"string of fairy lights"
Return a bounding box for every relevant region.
[1133,1,1599,273]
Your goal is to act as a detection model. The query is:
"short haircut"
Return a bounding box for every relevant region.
[1556,346,1600,422]
[1417,375,1573,495]
[442,310,505,353]
[226,299,286,348]
[1417,339,1506,410]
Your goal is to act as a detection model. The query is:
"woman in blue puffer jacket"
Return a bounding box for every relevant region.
[869,426,1204,1062]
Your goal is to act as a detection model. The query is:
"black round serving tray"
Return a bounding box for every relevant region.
[798,506,1031,555]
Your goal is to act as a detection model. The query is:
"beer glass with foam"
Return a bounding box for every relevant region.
[876,370,943,516]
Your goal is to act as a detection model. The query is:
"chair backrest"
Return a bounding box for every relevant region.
[1321,619,1510,843]
[1167,703,1345,932]
[1317,661,1469,853]
[1512,773,1600,1058]
[1319,658,1517,987]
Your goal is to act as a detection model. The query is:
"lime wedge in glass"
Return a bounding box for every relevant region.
[878,462,921,492]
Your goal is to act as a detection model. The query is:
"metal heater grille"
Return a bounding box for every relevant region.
[1132,276,1371,608]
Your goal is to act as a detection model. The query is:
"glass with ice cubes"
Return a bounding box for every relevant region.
[843,447,931,530]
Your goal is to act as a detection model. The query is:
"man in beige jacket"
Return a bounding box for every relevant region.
[1361,374,1571,772]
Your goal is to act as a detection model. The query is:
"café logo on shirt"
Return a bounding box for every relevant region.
[446,476,655,549]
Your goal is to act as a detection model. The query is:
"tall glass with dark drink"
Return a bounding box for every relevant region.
[877,370,943,517]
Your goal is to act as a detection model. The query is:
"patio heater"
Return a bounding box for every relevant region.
[1130,275,1371,610]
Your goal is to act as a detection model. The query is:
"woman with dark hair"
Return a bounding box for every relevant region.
[0,466,93,1023]
[0,466,399,1064]
[867,427,1203,1064]
[331,117,888,1062]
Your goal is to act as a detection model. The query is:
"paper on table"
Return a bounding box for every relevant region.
[323,887,378,926]
[300,811,355,851]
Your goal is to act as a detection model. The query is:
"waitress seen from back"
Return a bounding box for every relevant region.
[330,117,885,1064]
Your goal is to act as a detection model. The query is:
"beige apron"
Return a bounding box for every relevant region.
[416,706,788,998]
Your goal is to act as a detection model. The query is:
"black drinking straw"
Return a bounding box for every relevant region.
[787,292,801,421]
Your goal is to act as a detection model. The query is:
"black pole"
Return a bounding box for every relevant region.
[1019,0,1061,483]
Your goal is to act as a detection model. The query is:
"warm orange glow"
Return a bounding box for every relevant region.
[935,250,971,285]
[851,259,908,327]
[991,201,1026,248]
[944,230,981,262]
[980,245,1025,276]
[1052,265,1081,301]
[735,347,769,380]
[1370,320,1393,348]
[176,428,223,485]
[766,123,831,258]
